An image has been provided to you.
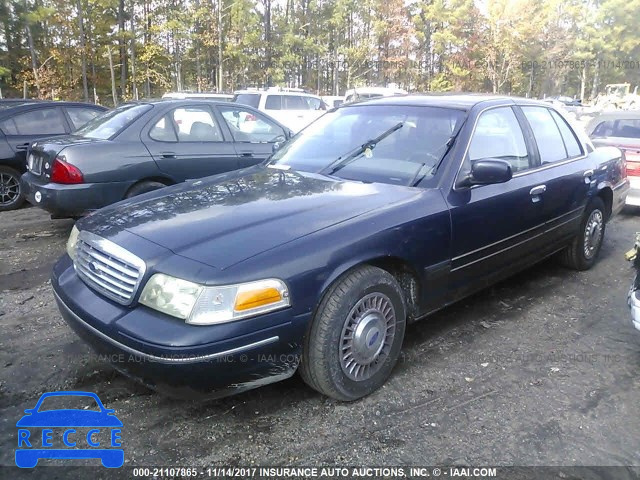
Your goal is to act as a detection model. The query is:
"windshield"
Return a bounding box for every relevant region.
[74,103,152,139]
[270,105,465,186]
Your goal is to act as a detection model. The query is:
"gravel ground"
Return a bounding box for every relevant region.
[1,206,639,479]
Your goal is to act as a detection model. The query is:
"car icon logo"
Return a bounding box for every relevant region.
[15,391,124,468]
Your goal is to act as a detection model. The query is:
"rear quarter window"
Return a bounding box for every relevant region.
[522,106,567,164]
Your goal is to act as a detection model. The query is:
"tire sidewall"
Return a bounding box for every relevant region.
[0,167,24,211]
[320,270,406,400]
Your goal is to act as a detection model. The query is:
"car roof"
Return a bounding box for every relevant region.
[0,100,106,112]
[345,93,551,111]
[234,89,321,98]
[589,110,640,121]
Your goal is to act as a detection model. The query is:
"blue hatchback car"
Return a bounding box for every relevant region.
[16,391,123,468]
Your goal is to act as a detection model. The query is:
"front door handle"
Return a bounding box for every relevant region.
[239,152,254,157]
[530,185,547,196]
[15,143,29,151]
[160,151,176,158]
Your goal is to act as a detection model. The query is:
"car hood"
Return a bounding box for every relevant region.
[80,167,421,270]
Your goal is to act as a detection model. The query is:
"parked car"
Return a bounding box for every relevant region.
[52,95,628,401]
[233,88,327,132]
[162,92,233,102]
[21,99,293,218]
[344,86,407,104]
[586,111,640,207]
[544,96,582,107]
[0,101,106,211]
[627,232,640,332]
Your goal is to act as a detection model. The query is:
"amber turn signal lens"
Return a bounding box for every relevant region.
[234,287,282,311]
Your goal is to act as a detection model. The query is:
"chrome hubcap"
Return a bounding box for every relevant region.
[340,292,396,382]
[583,209,603,259]
[0,173,20,206]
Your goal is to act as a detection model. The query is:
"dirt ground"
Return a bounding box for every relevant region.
[1,205,639,479]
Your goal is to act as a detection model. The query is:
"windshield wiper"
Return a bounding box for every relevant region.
[318,122,404,176]
[411,118,467,187]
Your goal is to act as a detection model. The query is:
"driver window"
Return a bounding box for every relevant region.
[468,107,531,173]
[218,106,286,143]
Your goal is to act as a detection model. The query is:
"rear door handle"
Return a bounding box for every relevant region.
[583,169,594,183]
[239,151,254,157]
[160,151,176,158]
[530,185,546,196]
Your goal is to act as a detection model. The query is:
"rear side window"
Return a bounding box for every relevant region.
[468,107,531,173]
[592,118,640,139]
[283,95,309,110]
[2,108,66,135]
[550,110,582,158]
[233,94,260,109]
[265,95,282,110]
[0,118,19,135]
[521,106,567,164]
[151,107,223,142]
[66,107,102,130]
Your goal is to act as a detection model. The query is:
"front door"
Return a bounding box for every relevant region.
[142,104,238,181]
[215,104,288,168]
[446,106,547,299]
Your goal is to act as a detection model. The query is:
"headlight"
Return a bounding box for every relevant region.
[139,275,290,325]
[67,225,80,261]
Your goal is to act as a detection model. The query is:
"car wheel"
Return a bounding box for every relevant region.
[300,265,406,401]
[125,181,167,199]
[0,166,25,212]
[560,197,606,271]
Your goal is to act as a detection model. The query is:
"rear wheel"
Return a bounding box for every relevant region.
[300,265,406,401]
[560,197,606,270]
[0,166,25,211]
[125,180,167,199]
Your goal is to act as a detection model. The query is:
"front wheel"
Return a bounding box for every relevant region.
[560,197,606,270]
[300,265,406,401]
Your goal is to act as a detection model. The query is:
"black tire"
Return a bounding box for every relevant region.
[560,197,606,271]
[0,166,25,212]
[300,265,406,401]
[125,180,167,199]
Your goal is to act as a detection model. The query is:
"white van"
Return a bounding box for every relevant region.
[233,88,327,133]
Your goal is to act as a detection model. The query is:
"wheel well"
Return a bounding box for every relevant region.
[125,177,173,195]
[597,187,613,221]
[366,257,421,321]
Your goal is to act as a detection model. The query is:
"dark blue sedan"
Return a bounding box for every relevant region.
[52,95,629,400]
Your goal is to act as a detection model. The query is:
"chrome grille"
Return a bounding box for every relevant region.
[73,231,146,305]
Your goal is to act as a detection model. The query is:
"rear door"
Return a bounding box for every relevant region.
[0,106,69,164]
[215,104,288,168]
[447,106,547,297]
[142,104,238,181]
[519,106,590,244]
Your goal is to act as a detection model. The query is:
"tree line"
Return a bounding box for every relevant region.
[0,0,639,105]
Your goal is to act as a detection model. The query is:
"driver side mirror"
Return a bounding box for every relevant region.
[457,159,512,188]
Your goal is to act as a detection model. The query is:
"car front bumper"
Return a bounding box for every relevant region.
[626,177,640,207]
[52,255,308,398]
[21,172,133,217]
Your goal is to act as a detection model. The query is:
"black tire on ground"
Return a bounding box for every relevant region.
[0,166,25,212]
[299,265,406,401]
[560,197,606,271]
[125,181,167,199]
